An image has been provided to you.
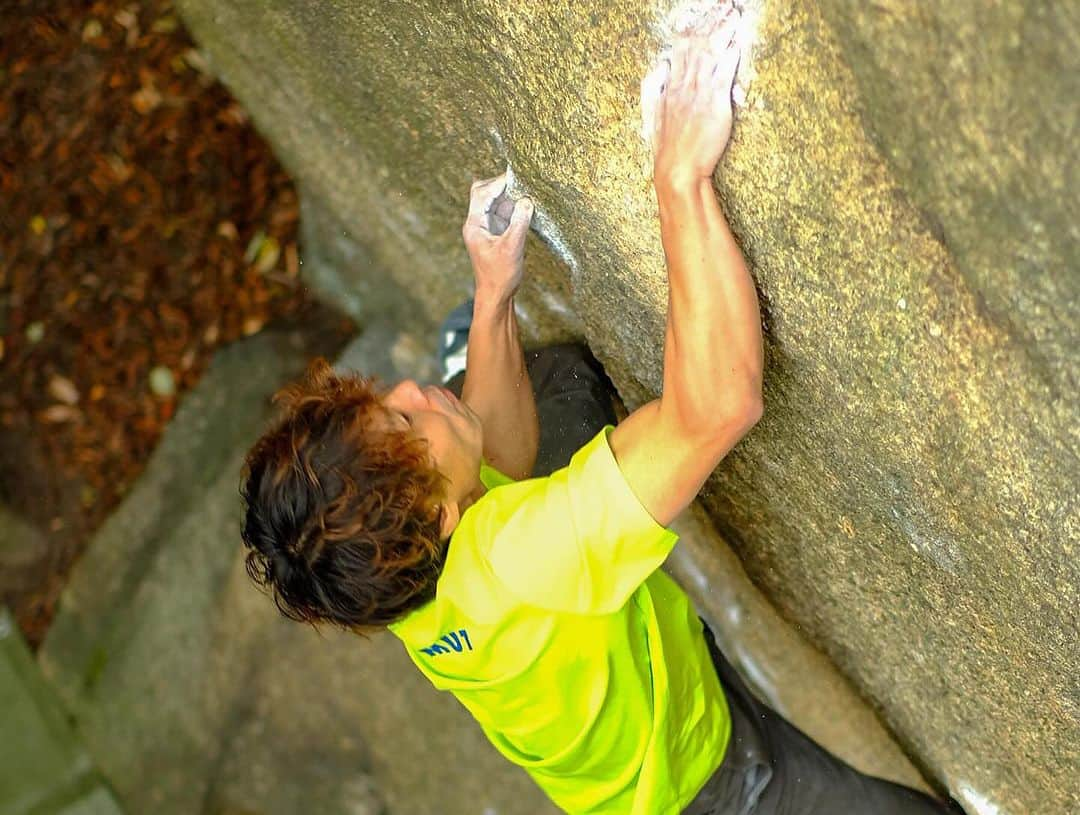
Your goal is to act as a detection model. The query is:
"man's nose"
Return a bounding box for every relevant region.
[388,379,424,406]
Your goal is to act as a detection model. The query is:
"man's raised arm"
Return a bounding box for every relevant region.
[460,175,540,481]
[611,19,763,527]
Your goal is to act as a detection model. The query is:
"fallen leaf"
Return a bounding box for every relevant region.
[244,229,266,263]
[220,103,249,126]
[40,405,82,424]
[114,8,137,30]
[48,375,81,405]
[26,322,45,343]
[82,19,104,41]
[183,48,212,76]
[148,365,176,397]
[242,315,265,336]
[254,236,280,274]
[106,153,134,183]
[131,82,162,115]
[80,485,98,507]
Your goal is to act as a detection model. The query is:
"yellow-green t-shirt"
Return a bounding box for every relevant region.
[388,427,730,814]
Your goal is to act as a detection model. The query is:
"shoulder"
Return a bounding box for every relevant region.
[478,428,678,614]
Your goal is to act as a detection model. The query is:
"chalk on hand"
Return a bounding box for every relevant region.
[487,189,517,236]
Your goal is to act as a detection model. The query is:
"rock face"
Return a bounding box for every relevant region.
[170,2,1077,813]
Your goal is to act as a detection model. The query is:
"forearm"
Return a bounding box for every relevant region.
[460,294,540,480]
[657,176,763,425]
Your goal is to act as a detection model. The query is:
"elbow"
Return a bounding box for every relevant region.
[670,381,763,441]
[511,429,540,482]
[517,448,539,482]
[739,395,763,433]
[710,370,764,433]
[741,385,764,427]
[734,366,764,426]
[718,388,763,437]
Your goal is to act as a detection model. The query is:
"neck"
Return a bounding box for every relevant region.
[462,482,487,513]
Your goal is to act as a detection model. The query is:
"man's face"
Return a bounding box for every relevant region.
[381,379,484,508]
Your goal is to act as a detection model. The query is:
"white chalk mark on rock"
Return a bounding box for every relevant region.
[536,287,582,332]
[484,127,583,302]
[889,504,964,576]
[491,156,582,287]
[955,782,1005,815]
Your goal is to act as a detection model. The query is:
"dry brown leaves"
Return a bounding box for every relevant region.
[0,0,354,645]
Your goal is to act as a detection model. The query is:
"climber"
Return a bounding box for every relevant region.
[237,11,961,815]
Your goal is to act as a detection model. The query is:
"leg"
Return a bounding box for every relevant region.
[754,715,955,815]
[690,622,774,815]
[698,621,956,815]
[446,343,617,477]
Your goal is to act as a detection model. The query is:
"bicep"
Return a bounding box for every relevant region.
[609,398,760,527]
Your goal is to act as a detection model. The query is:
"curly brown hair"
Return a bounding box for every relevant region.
[239,358,449,634]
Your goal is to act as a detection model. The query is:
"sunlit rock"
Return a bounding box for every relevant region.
[171,2,1079,813]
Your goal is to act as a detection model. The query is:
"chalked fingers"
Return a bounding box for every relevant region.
[465,173,508,230]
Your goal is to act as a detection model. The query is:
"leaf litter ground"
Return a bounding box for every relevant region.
[0,0,356,646]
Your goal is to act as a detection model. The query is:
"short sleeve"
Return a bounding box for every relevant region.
[480,461,515,490]
[484,426,679,615]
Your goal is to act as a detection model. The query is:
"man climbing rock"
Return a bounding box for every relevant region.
[238,11,959,815]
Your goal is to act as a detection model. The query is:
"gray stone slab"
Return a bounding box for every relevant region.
[36,329,372,815]
[0,608,123,815]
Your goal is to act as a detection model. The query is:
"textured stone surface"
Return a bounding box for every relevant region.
[0,608,123,815]
[816,0,1079,396]
[171,2,1079,813]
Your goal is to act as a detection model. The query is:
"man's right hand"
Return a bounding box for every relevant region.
[642,10,741,189]
[462,174,534,307]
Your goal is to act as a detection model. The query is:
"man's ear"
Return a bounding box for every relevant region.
[439,501,460,541]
